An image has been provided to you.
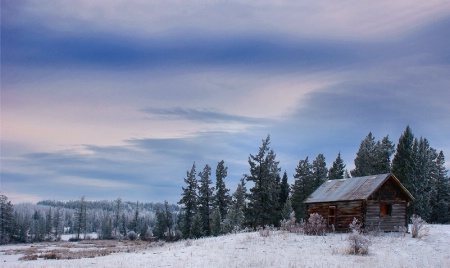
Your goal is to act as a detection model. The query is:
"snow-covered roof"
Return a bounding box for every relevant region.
[304,173,414,203]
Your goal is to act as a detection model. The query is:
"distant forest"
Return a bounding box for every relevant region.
[1,126,449,244]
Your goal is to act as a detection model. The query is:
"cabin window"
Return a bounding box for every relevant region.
[328,206,336,226]
[380,204,392,216]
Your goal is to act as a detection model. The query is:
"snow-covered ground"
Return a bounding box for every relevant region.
[1,225,449,268]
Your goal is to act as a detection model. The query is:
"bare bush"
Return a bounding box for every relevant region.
[349,217,362,234]
[280,211,301,233]
[18,254,38,261]
[258,227,270,237]
[347,233,370,255]
[411,214,426,238]
[303,213,326,236]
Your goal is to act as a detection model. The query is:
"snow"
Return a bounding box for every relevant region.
[1,225,449,267]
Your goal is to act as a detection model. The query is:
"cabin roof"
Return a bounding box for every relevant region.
[304,173,414,203]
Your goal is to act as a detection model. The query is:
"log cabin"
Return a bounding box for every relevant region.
[304,173,414,232]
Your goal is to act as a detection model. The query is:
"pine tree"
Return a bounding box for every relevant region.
[281,199,293,220]
[351,132,376,177]
[246,135,281,228]
[279,171,290,208]
[198,164,213,236]
[228,178,247,230]
[0,195,14,244]
[130,201,140,233]
[74,196,87,240]
[291,157,314,220]
[373,135,395,174]
[211,207,222,236]
[178,163,198,238]
[430,151,450,223]
[214,160,231,221]
[191,212,203,238]
[392,126,415,190]
[328,152,346,179]
[113,198,122,238]
[312,154,328,188]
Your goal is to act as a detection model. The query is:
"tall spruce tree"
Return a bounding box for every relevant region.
[279,171,290,208]
[0,195,14,244]
[291,157,314,220]
[228,178,247,230]
[214,160,231,220]
[246,135,281,228]
[312,154,328,188]
[373,135,395,174]
[198,164,214,237]
[328,152,346,179]
[178,162,198,238]
[351,132,376,177]
[392,126,415,190]
[430,151,450,223]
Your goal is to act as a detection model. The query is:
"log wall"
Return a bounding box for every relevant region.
[307,201,363,231]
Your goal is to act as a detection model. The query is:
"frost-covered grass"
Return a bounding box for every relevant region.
[1,225,449,267]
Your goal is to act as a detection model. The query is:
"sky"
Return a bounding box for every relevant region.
[1,0,450,204]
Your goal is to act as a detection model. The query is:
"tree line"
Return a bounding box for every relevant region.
[1,126,449,244]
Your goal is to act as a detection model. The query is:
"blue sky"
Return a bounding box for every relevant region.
[1,0,450,204]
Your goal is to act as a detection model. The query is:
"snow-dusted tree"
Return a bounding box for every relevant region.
[178,163,198,238]
[53,208,63,240]
[113,198,122,238]
[392,126,415,190]
[246,135,281,228]
[214,160,231,221]
[281,199,293,220]
[155,200,174,239]
[190,212,203,238]
[328,152,346,179]
[198,164,214,236]
[100,212,113,239]
[291,157,314,221]
[373,135,395,174]
[210,207,222,236]
[74,196,87,240]
[312,154,328,189]
[279,171,290,206]
[129,201,140,233]
[430,151,450,223]
[0,195,14,244]
[227,178,247,230]
[351,132,376,177]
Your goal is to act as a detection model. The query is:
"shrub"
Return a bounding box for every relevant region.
[349,217,362,234]
[258,226,270,237]
[18,254,38,261]
[280,211,301,233]
[347,233,370,255]
[127,231,138,241]
[410,214,426,238]
[303,213,326,236]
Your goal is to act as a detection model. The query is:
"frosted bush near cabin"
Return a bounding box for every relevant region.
[303,213,326,235]
[410,214,426,238]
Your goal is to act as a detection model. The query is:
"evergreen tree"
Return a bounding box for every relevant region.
[351,132,376,177]
[214,160,231,220]
[164,200,174,237]
[0,195,14,244]
[198,164,213,236]
[210,207,222,236]
[130,201,140,233]
[392,126,415,190]
[291,157,314,220]
[246,135,281,228]
[373,135,395,174]
[430,151,450,223]
[53,208,63,240]
[190,212,203,238]
[312,154,328,188]
[178,163,198,238]
[279,171,290,208]
[281,199,293,220]
[328,152,346,179]
[74,196,87,240]
[228,178,247,230]
[113,198,122,237]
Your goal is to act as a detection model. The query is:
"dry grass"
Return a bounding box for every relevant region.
[3,240,155,261]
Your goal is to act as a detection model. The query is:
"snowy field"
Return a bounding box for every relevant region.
[1,225,449,268]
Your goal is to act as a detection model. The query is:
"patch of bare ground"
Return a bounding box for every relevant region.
[3,240,155,261]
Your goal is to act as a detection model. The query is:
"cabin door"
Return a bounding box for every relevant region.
[328,206,336,226]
